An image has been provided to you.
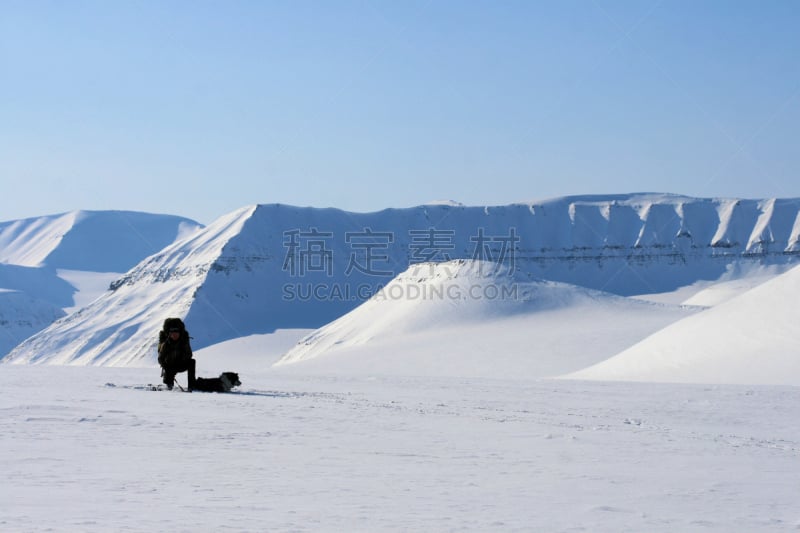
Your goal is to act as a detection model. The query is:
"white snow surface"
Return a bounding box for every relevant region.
[568,264,800,385]
[2,365,799,532]
[632,262,791,306]
[198,329,315,370]
[57,270,124,315]
[277,260,699,379]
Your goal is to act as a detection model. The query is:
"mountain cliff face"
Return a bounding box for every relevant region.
[5,194,800,366]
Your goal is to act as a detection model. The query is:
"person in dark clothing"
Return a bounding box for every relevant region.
[158,318,196,390]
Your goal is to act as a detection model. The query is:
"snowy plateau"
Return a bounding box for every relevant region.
[1,194,800,532]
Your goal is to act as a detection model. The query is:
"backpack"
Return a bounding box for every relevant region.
[158,317,192,367]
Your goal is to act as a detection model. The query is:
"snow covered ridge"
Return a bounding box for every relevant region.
[5,194,800,367]
[114,194,800,291]
[0,209,203,271]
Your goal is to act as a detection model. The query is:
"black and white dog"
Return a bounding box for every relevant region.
[193,372,241,393]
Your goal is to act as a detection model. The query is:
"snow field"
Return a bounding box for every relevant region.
[1,365,799,532]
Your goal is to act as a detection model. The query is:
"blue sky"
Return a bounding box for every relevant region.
[1,0,799,224]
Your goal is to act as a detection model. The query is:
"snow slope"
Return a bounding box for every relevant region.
[632,262,789,306]
[6,194,800,367]
[275,260,699,379]
[567,264,800,385]
[197,329,314,371]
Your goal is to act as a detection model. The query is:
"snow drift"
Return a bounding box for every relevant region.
[566,264,800,385]
[275,259,699,378]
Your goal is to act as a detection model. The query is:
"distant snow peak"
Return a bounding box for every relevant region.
[0,210,204,271]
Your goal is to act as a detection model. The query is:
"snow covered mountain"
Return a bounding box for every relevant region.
[5,194,800,367]
[0,210,202,358]
[0,209,202,271]
[4,207,254,365]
